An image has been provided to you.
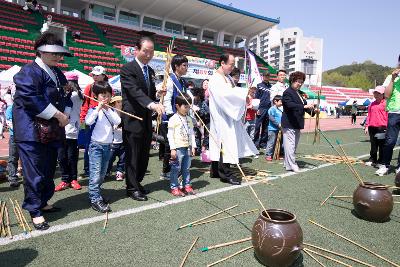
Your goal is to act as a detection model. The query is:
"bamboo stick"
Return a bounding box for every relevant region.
[303,248,327,267]
[331,195,352,198]
[273,130,282,160]
[200,237,251,252]
[0,201,6,237]
[4,205,12,239]
[9,199,24,232]
[83,94,142,121]
[207,246,253,267]
[337,143,364,185]
[156,38,175,135]
[304,243,377,267]
[190,209,258,227]
[320,186,337,206]
[309,220,400,267]
[15,200,32,232]
[177,205,238,230]
[179,236,199,267]
[102,211,109,233]
[304,248,352,267]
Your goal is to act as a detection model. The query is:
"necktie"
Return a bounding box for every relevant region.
[143,65,149,87]
[179,78,186,92]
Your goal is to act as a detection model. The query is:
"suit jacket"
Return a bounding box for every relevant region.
[13,61,69,142]
[120,60,156,137]
[282,87,313,129]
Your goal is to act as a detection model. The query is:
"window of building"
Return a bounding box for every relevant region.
[72,12,79,18]
[165,21,182,35]
[119,11,139,26]
[92,4,115,21]
[41,5,48,11]
[143,16,162,31]
[62,10,70,16]
[51,7,55,12]
[294,32,297,35]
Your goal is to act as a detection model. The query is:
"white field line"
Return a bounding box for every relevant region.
[0,150,390,246]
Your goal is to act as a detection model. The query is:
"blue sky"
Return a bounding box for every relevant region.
[215,0,400,71]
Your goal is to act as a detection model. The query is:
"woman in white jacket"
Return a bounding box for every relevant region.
[55,72,84,191]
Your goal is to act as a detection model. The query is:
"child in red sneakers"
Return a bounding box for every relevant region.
[55,72,83,192]
[167,94,196,196]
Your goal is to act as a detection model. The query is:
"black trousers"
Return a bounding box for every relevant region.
[253,109,269,148]
[210,151,233,179]
[368,126,386,164]
[124,131,152,192]
[351,114,357,124]
[58,138,79,183]
[159,122,171,174]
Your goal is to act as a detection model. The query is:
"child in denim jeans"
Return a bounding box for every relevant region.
[167,94,196,197]
[107,96,125,181]
[85,81,121,213]
[265,95,283,161]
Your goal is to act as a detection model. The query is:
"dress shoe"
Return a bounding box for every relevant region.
[220,177,241,185]
[138,185,150,195]
[91,200,111,213]
[33,221,50,231]
[41,206,61,213]
[127,191,148,201]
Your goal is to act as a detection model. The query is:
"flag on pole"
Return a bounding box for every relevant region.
[246,49,262,86]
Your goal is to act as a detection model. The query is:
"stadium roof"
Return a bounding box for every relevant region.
[80,0,279,38]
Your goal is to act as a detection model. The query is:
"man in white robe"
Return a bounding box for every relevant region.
[208,54,258,185]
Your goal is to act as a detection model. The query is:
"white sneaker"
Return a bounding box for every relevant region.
[364,161,373,167]
[375,165,388,176]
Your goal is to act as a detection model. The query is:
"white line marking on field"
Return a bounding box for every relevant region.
[0,150,390,246]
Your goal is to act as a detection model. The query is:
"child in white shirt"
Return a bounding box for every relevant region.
[106,96,125,181]
[85,81,121,213]
[167,94,196,197]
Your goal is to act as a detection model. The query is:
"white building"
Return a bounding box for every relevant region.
[248,27,323,86]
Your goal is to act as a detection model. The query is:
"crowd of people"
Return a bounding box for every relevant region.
[2,32,400,231]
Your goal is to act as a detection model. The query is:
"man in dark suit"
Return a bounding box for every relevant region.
[120,36,164,201]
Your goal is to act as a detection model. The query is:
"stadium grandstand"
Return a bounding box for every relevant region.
[0,0,372,104]
[0,0,279,77]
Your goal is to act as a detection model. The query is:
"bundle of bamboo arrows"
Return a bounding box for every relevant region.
[0,199,32,239]
[304,154,363,164]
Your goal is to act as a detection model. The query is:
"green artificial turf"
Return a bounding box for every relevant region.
[0,128,399,266]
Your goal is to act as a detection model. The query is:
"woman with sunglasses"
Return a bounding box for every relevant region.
[13,32,72,230]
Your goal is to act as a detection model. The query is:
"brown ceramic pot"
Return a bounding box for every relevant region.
[353,182,394,222]
[395,172,400,187]
[252,209,303,267]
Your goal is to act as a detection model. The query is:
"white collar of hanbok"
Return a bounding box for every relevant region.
[35,57,58,87]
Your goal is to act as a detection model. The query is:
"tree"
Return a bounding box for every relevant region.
[347,72,372,89]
